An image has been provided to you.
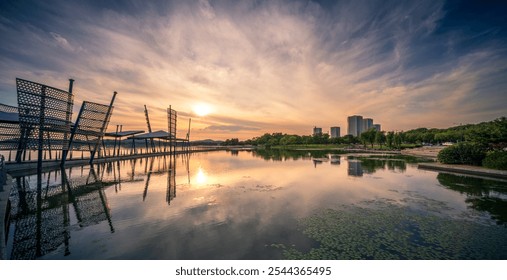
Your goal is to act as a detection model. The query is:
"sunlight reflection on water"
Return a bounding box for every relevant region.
[6,150,507,260]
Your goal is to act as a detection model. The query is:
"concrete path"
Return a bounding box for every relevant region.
[418,162,507,179]
[5,147,225,176]
[401,146,444,159]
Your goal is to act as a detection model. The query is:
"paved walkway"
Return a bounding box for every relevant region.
[401,146,445,159]
[5,147,225,176]
[418,162,507,179]
[0,174,12,260]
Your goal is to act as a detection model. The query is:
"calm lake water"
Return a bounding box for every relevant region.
[6,150,507,260]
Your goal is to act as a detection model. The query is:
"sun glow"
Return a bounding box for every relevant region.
[192,103,212,117]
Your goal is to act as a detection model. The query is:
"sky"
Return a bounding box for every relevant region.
[1,0,506,140]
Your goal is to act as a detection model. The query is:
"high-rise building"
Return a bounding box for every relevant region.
[330,127,340,138]
[362,118,373,132]
[313,126,322,136]
[373,124,381,131]
[347,115,363,137]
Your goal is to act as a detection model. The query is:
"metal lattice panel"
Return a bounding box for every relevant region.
[71,101,113,151]
[0,123,20,150]
[0,103,20,150]
[167,106,177,152]
[0,103,18,114]
[167,107,177,138]
[16,78,73,151]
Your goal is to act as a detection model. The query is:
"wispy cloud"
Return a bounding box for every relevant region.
[202,125,260,132]
[0,0,506,139]
[49,32,82,52]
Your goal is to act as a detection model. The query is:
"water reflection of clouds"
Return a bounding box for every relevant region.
[9,150,507,259]
[98,152,507,258]
[122,152,505,229]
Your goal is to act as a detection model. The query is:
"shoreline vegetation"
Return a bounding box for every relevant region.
[221,117,507,173]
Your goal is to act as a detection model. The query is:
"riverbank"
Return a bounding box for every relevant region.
[418,162,507,180]
[273,145,507,180]
[401,145,444,159]
[401,146,507,179]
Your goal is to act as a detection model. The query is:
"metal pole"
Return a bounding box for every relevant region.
[113,125,119,157]
[118,125,123,156]
[61,79,74,163]
[90,91,117,164]
[187,118,192,150]
[37,86,47,174]
[61,101,85,167]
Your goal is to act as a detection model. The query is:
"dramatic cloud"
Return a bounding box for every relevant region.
[1,0,506,139]
[202,125,260,132]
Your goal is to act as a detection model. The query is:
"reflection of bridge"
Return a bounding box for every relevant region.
[141,155,179,204]
[5,141,190,259]
[8,167,113,259]
[96,155,182,205]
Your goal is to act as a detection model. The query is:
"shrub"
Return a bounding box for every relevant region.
[437,142,486,165]
[482,151,507,170]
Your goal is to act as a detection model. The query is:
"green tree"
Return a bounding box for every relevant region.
[311,133,330,144]
[465,117,507,149]
[375,131,386,148]
[224,138,239,146]
[437,142,487,165]
[280,135,299,146]
[329,136,342,145]
[360,128,377,148]
[386,131,395,148]
[341,135,357,145]
[267,138,279,146]
[394,132,402,149]
[302,135,314,145]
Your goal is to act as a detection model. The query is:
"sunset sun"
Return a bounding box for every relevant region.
[192,103,212,117]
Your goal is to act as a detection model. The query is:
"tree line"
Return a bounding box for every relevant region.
[222,117,507,150]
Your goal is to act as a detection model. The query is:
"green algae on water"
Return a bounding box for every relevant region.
[275,201,507,260]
